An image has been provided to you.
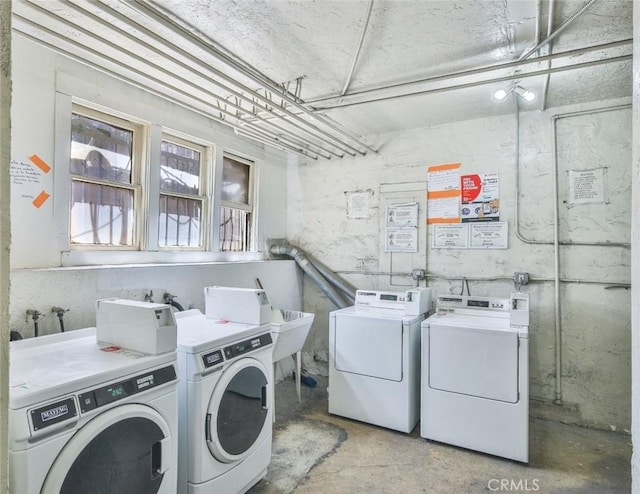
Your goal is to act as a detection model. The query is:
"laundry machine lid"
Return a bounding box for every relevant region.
[427,321,520,403]
[175,310,270,353]
[331,305,424,324]
[9,329,176,409]
[41,403,173,494]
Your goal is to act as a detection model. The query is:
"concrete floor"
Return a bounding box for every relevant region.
[250,373,631,494]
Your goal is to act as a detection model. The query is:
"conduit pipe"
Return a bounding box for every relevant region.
[311,55,631,111]
[513,102,632,405]
[519,0,599,61]
[18,3,340,161]
[514,103,632,248]
[340,0,375,97]
[309,39,631,109]
[128,0,377,155]
[12,25,323,161]
[270,244,351,309]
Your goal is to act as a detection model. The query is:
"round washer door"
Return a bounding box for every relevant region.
[207,357,270,463]
[42,403,173,494]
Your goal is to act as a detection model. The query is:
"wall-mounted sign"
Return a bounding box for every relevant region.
[460,172,499,222]
[427,163,461,224]
[432,224,468,249]
[469,222,508,249]
[568,168,606,204]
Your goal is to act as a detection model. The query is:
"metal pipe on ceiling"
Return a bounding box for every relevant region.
[309,38,631,110]
[540,0,556,111]
[519,0,599,61]
[311,53,631,110]
[21,0,343,159]
[12,21,322,161]
[61,0,351,159]
[340,0,375,97]
[130,0,378,155]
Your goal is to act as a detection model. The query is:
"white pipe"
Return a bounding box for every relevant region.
[312,53,631,110]
[13,24,323,163]
[57,0,350,159]
[341,0,374,96]
[130,0,377,155]
[309,39,631,109]
[13,9,336,160]
[519,0,599,61]
[540,0,556,111]
[514,104,632,247]
[551,113,563,405]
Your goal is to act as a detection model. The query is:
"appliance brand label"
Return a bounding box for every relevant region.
[41,404,69,422]
[31,397,77,432]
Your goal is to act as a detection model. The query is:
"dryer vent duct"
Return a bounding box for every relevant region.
[269,242,356,309]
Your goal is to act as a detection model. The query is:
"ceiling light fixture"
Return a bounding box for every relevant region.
[493,85,536,102]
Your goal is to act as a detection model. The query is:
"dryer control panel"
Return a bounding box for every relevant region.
[354,288,432,315]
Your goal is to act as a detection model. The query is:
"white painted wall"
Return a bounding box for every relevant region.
[289,99,632,431]
[0,1,10,492]
[8,35,302,335]
[630,2,639,490]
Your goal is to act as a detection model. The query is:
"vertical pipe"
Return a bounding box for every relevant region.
[551,114,563,404]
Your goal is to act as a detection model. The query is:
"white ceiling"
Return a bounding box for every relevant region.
[12,0,633,159]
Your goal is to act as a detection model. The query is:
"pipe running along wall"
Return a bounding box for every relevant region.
[514,102,632,406]
[270,243,356,309]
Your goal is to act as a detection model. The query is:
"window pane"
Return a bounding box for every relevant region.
[160,141,201,194]
[221,156,250,204]
[70,182,134,246]
[158,194,202,247]
[70,114,133,184]
[219,207,248,252]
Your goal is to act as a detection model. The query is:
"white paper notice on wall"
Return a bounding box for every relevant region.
[468,222,509,249]
[432,224,468,249]
[386,203,418,227]
[346,190,373,219]
[568,168,606,204]
[386,227,418,252]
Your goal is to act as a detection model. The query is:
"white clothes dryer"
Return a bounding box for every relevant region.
[9,328,179,494]
[174,310,273,494]
[329,289,432,433]
[421,293,530,463]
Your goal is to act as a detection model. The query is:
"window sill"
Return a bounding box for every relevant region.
[42,249,266,269]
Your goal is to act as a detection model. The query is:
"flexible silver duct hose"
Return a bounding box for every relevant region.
[306,254,357,302]
[270,244,351,308]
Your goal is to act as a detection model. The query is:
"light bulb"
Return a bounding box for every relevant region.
[493,89,508,101]
[521,89,536,102]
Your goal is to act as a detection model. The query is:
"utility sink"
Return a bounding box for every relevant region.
[270,309,315,362]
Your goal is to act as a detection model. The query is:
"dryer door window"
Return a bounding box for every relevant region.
[207,358,270,463]
[42,404,173,494]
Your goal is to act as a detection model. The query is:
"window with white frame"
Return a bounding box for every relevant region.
[158,137,207,248]
[69,109,142,247]
[219,153,254,252]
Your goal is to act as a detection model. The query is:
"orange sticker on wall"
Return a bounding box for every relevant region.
[32,191,50,208]
[28,154,51,174]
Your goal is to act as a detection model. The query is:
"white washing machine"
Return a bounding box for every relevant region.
[421,293,530,463]
[329,288,432,433]
[9,327,179,494]
[174,310,273,494]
